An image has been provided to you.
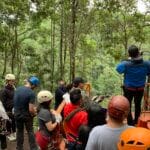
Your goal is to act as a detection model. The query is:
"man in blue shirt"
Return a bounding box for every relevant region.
[14,76,40,150]
[116,45,150,125]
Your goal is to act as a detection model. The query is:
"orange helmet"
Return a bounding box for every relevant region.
[118,127,150,150]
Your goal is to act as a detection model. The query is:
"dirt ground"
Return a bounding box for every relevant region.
[7,133,30,150]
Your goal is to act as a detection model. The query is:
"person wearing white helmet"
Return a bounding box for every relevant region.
[0,73,16,144]
[35,90,62,150]
[14,76,40,150]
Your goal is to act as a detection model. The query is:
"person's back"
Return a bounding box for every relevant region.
[117,58,150,88]
[86,124,129,150]
[63,103,88,140]
[63,89,88,150]
[14,86,35,113]
[14,76,39,150]
[85,95,132,150]
[78,102,107,150]
[116,45,150,125]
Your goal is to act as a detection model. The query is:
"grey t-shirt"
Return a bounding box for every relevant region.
[38,108,56,136]
[85,124,132,150]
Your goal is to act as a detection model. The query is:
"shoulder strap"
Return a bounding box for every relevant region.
[64,107,84,122]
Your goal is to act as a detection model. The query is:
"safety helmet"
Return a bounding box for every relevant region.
[108,95,130,121]
[37,90,53,103]
[28,76,40,86]
[118,127,150,150]
[5,74,15,80]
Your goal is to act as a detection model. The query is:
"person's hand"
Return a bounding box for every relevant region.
[55,114,62,123]
[51,109,58,115]
[63,94,70,104]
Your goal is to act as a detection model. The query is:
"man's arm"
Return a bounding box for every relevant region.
[29,103,37,116]
[29,92,37,116]
[116,61,126,74]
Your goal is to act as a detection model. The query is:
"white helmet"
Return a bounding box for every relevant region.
[5,74,15,80]
[37,90,53,103]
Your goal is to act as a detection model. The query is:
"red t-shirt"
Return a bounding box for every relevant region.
[63,103,88,142]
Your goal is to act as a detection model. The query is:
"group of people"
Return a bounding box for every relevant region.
[0,44,150,150]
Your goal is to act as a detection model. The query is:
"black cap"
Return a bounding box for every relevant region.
[73,77,85,84]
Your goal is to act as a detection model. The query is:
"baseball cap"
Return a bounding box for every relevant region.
[73,77,85,84]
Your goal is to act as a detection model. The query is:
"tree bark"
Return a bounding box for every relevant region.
[69,0,78,81]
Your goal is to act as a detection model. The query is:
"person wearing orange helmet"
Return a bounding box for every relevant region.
[118,127,150,150]
[85,95,133,150]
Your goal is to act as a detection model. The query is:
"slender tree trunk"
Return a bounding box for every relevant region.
[16,47,22,84]
[2,43,8,77]
[122,14,128,56]
[60,0,64,79]
[11,26,18,74]
[69,0,78,81]
[50,19,55,91]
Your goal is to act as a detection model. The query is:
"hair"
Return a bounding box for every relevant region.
[66,83,73,92]
[37,101,51,113]
[128,45,139,58]
[87,103,107,128]
[70,89,82,104]
[78,102,107,150]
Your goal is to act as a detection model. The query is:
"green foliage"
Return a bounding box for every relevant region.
[0,0,149,96]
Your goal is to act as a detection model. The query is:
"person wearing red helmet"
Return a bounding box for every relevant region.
[85,95,133,150]
[14,76,40,150]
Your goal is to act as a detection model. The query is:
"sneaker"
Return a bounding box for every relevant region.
[7,134,16,141]
[12,132,16,139]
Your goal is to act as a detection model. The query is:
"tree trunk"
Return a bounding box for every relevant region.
[11,26,18,74]
[69,0,78,82]
[50,19,55,91]
[2,43,8,78]
[60,0,64,79]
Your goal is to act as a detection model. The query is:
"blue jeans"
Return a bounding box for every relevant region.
[15,114,38,150]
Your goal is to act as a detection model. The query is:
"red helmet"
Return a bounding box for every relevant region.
[118,127,150,150]
[108,95,130,121]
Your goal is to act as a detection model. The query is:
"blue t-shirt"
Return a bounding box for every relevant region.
[14,86,35,112]
[116,59,150,88]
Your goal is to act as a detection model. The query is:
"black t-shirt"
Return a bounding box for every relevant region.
[0,85,15,112]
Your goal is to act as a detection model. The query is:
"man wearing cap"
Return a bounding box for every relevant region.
[14,76,40,150]
[72,77,88,102]
[116,45,150,125]
[0,74,16,143]
[85,95,132,150]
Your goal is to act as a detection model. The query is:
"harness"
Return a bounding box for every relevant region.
[63,107,84,145]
